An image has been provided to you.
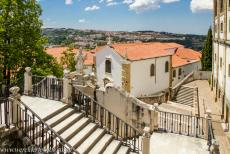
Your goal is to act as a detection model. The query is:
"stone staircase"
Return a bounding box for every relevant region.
[173,86,196,107]
[27,105,137,154]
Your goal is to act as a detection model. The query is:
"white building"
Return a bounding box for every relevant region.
[96,42,201,97]
[212,0,230,130]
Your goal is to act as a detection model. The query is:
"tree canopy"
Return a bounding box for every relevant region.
[60,45,76,72]
[0,0,63,85]
[201,27,213,71]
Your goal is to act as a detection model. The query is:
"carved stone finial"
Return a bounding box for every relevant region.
[9,86,20,95]
[107,35,112,46]
[143,127,151,137]
[64,68,70,78]
[75,47,85,74]
[25,67,31,73]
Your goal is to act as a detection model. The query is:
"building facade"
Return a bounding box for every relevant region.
[96,42,201,97]
[213,0,230,128]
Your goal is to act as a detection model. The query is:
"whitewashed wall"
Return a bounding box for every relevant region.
[96,47,123,87]
[218,44,225,89]
[225,46,230,102]
[215,18,219,39]
[213,42,219,81]
[172,61,201,86]
[227,11,230,41]
[130,56,170,97]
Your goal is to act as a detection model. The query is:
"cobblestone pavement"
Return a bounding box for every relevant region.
[185,80,230,154]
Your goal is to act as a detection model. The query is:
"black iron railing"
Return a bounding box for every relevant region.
[0,98,10,127]
[72,86,142,153]
[32,75,63,101]
[14,99,78,153]
[207,119,215,151]
[158,111,205,138]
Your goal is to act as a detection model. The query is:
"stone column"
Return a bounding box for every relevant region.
[8,87,21,124]
[24,67,32,96]
[142,127,150,154]
[205,109,212,140]
[62,69,72,105]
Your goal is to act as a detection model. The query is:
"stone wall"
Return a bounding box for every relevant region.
[96,84,156,132]
[193,71,211,80]
[138,93,166,105]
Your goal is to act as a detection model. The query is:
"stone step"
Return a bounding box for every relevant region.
[89,134,114,154]
[68,123,97,148]
[176,95,193,101]
[46,108,75,127]
[53,112,83,134]
[77,128,106,154]
[42,105,70,121]
[177,91,194,98]
[103,140,121,154]
[117,145,130,154]
[60,117,90,141]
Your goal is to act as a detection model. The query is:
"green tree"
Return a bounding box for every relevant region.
[0,0,63,85]
[60,45,76,72]
[201,27,213,71]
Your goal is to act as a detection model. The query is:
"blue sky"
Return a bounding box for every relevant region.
[38,0,213,35]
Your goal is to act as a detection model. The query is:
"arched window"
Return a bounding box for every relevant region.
[150,64,155,76]
[165,61,169,72]
[105,59,111,73]
[179,68,182,76]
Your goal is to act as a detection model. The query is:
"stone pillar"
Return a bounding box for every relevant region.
[205,109,212,140]
[150,103,158,132]
[142,127,150,154]
[62,69,72,105]
[24,67,32,96]
[8,87,21,124]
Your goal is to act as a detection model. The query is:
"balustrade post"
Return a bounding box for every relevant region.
[205,109,212,140]
[150,103,159,132]
[210,140,220,154]
[8,87,21,125]
[24,67,32,96]
[62,69,72,105]
[142,127,150,154]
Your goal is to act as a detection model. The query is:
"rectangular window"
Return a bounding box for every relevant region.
[220,0,224,12]
[221,22,223,32]
[220,58,222,68]
[229,64,230,77]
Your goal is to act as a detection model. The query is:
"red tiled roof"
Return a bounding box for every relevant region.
[110,42,183,61]
[45,47,95,66]
[172,48,201,68]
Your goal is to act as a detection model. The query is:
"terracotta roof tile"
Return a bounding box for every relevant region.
[45,47,94,66]
[111,42,183,61]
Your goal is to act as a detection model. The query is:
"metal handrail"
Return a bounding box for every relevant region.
[72,86,143,134]
[18,99,79,154]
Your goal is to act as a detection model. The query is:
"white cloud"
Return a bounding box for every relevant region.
[65,0,73,5]
[85,5,100,11]
[190,0,213,13]
[107,2,119,6]
[99,0,104,3]
[78,19,86,23]
[123,0,133,4]
[128,0,179,13]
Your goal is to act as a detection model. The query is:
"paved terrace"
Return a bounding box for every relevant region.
[185,80,230,154]
[21,95,209,154]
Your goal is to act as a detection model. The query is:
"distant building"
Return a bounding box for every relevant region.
[45,47,95,75]
[95,42,201,97]
[212,0,230,128]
